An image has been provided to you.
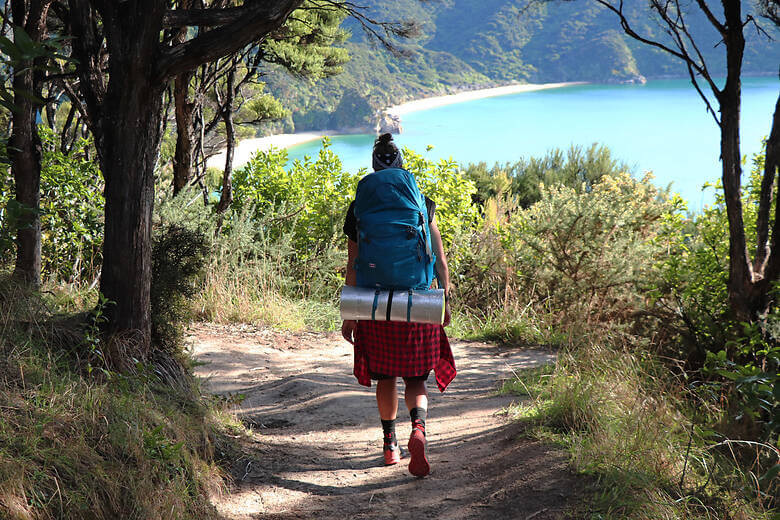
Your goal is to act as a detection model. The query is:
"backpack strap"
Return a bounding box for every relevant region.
[386,290,395,321]
[420,211,433,261]
[371,289,380,321]
[407,290,413,322]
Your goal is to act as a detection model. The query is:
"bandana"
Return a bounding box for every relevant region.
[372,149,404,171]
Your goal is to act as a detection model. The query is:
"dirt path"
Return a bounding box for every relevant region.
[190,323,588,520]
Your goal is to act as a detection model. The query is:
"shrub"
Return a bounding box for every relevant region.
[501,172,678,330]
[231,138,359,256]
[0,127,104,284]
[504,342,775,519]
[0,276,224,519]
[464,143,632,208]
[151,224,209,353]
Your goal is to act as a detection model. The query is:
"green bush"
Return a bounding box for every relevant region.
[232,138,359,256]
[464,143,632,209]
[39,128,104,283]
[502,172,677,329]
[651,145,780,447]
[0,127,104,284]
[151,224,209,353]
[504,342,775,519]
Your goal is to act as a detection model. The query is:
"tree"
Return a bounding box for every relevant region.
[5,0,53,286]
[170,3,349,200]
[567,0,778,320]
[55,0,411,359]
[59,0,305,355]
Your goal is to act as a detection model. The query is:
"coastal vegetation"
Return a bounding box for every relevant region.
[1,0,778,518]
[261,0,779,134]
[4,130,778,516]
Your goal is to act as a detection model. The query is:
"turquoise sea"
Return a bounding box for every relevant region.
[287,77,778,211]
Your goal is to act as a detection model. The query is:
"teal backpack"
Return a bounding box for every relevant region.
[353,168,436,290]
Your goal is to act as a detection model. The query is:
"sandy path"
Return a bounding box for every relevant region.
[190,323,587,520]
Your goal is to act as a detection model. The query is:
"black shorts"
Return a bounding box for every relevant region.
[369,371,430,383]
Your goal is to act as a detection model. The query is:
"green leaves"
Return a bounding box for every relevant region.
[403,147,479,253]
[232,138,360,256]
[503,171,674,324]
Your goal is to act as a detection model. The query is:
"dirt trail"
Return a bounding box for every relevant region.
[190,323,588,520]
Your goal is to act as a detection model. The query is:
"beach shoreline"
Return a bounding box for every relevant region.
[385,81,586,117]
[207,81,584,170]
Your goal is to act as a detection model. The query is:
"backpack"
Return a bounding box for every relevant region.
[353,168,436,290]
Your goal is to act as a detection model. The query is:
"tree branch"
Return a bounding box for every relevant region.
[163,7,247,28]
[594,0,722,122]
[154,0,304,82]
[65,0,107,149]
[694,0,726,34]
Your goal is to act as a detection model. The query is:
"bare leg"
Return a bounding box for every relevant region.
[376,378,398,420]
[404,378,428,412]
[404,378,430,477]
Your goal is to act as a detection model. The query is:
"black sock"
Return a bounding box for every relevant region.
[381,419,396,445]
[410,407,427,433]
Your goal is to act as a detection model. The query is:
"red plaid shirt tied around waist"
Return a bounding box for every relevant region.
[353,321,456,392]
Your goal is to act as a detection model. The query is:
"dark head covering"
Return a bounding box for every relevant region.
[372,133,404,171]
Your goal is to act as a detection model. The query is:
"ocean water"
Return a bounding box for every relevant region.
[287,77,778,211]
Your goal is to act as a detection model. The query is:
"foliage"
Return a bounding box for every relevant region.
[652,146,780,446]
[0,277,226,519]
[38,128,104,283]
[231,139,360,257]
[155,185,344,331]
[457,171,676,332]
[150,224,210,353]
[464,144,633,209]
[0,127,104,283]
[503,342,777,518]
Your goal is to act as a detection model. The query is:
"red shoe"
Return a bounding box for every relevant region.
[383,441,401,465]
[407,422,429,477]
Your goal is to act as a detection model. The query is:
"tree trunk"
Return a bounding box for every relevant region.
[171,1,196,196]
[10,0,51,287]
[97,5,166,353]
[66,0,302,359]
[172,70,196,195]
[216,66,235,216]
[719,0,754,320]
[762,94,780,290]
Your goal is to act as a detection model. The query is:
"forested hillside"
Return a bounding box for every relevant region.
[264,0,779,132]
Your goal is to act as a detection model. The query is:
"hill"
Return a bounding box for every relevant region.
[261,0,778,134]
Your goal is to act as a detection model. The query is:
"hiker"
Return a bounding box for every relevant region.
[341,133,456,478]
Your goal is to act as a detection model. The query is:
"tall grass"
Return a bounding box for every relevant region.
[0,276,237,519]
[503,339,777,519]
[155,188,344,332]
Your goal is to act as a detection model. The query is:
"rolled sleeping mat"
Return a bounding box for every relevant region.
[340,286,445,325]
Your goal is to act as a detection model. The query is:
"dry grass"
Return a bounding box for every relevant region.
[0,276,230,520]
[503,341,775,519]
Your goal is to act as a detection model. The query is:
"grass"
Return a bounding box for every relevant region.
[448,302,568,347]
[195,256,341,332]
[501,341,778,520]
[0,277,243,520]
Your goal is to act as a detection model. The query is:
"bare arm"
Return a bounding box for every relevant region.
[430,218,452,326]
[345,239,358,287]
[430,218,449,293]
[342,239,358,343]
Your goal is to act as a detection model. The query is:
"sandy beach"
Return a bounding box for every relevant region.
[206,131,329,171]
[386,81,584,116]
[208,81,582,170]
